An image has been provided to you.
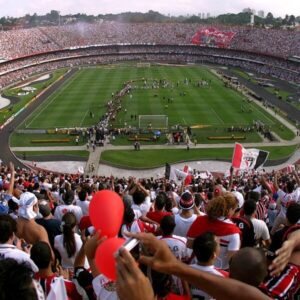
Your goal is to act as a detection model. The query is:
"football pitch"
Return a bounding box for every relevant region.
[20,64,293,142]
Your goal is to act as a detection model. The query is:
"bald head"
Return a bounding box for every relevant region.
[230,247,267,287]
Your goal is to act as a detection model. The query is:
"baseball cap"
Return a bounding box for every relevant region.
[232,191,244,209]
[179,192,194,210]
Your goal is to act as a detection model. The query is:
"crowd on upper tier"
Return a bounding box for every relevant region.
[1,160,300,299]
[0,22,299,60]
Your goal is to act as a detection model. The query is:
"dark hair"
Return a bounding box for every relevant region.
[63,190,75,205]
[62,212,77,258]
[123,206,135,224]
[230,247,267,287]
[243,200,257,216]
[78,190,87,202]
[164,198,173,212]
[286,181,295,193]
[194,193,203,208]
[150,269,172,298]
[155,195,166,211]
[247,191,260,202]
[286,203,300,224]
[0,259,37,300]
[8,199,18,212]
[0,215,17,243]
[160,215,175,236]
[132,190,145,205]
[30,241,52,269]
[193,232,218,263]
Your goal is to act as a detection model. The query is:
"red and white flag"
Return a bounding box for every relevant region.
[183,165,193,186]
[232,143,269,170]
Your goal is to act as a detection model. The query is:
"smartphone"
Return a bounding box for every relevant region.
[116,237,140,259]
[21,240,28,250]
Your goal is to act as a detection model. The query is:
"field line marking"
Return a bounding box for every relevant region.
[210,106,225,124]
[25,70,81,128]
[80,109,90,127]
[250,104,275,125]
[182,118,187,125]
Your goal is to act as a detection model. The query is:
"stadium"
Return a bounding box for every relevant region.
[0,22,299,175]
[1,6,300,299]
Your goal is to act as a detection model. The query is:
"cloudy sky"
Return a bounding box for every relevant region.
[0,0,299,18]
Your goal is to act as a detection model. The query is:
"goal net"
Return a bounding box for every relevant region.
[137,62,151,68]
[138,115,168,130]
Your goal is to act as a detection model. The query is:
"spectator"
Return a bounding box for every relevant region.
[0,214,38,272]
[187,193,240,270]
[243,199,271,248]
[190,232,228,299]
[31,241,82,299]
[54,190,83,223]
[35,202,61,249]
[54,212,89,271]
[16,192,51,247]
[146,194,173,224]
[173,192,197,237]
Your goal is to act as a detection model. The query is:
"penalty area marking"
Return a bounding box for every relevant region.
[25,71,81,129]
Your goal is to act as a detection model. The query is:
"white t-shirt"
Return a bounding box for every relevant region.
[277,188,300,217]
[190,264,226,300]
[214,218,240,270]
[92,274,118,300]
[75,200,90,216]
[54,233,89,269]
[251,218,270,241]
[173,214,197,237]
[0,244,38,272]
[157,235,189,261]
[54,205,83,223]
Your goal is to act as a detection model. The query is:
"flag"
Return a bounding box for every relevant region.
[47,276,68,300]
[165,163,188,185]
[183,165,193,186]
[232,143,269,170]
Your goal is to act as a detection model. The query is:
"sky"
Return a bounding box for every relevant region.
[0,0,299,18]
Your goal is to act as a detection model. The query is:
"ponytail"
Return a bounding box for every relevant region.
[61,212,76,258]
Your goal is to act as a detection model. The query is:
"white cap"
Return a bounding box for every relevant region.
[232,191,244,209]
[18,192,38,219]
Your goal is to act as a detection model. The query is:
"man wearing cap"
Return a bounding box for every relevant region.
[16,191,51,247]
[173,192,197,237]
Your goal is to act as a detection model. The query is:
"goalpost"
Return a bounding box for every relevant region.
[137,62,151,68]
[138,115,168,130]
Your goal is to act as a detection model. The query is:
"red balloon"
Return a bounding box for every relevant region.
[89,190,124,237]
[95,237,125,281]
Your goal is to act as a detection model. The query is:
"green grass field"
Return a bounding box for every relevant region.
[15,64,294,145]
[100,145,298,168]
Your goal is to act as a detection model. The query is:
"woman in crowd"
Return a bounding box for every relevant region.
[54,212,88,274]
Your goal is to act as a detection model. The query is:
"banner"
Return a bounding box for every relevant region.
[191,27,236,48]
[232,143,269,170]
[165,163,188,185]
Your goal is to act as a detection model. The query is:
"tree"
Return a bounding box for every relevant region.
[289,15,296,26]
[265,12,274,25]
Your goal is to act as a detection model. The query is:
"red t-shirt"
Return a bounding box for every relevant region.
[146,211,173,224]
[187,215,240,238]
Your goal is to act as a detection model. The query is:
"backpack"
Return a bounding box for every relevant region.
[232,216,255,248]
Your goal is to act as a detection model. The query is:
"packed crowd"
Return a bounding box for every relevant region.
[0,45,299,90]
[0,22,299,61]
[0,160,300,299]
